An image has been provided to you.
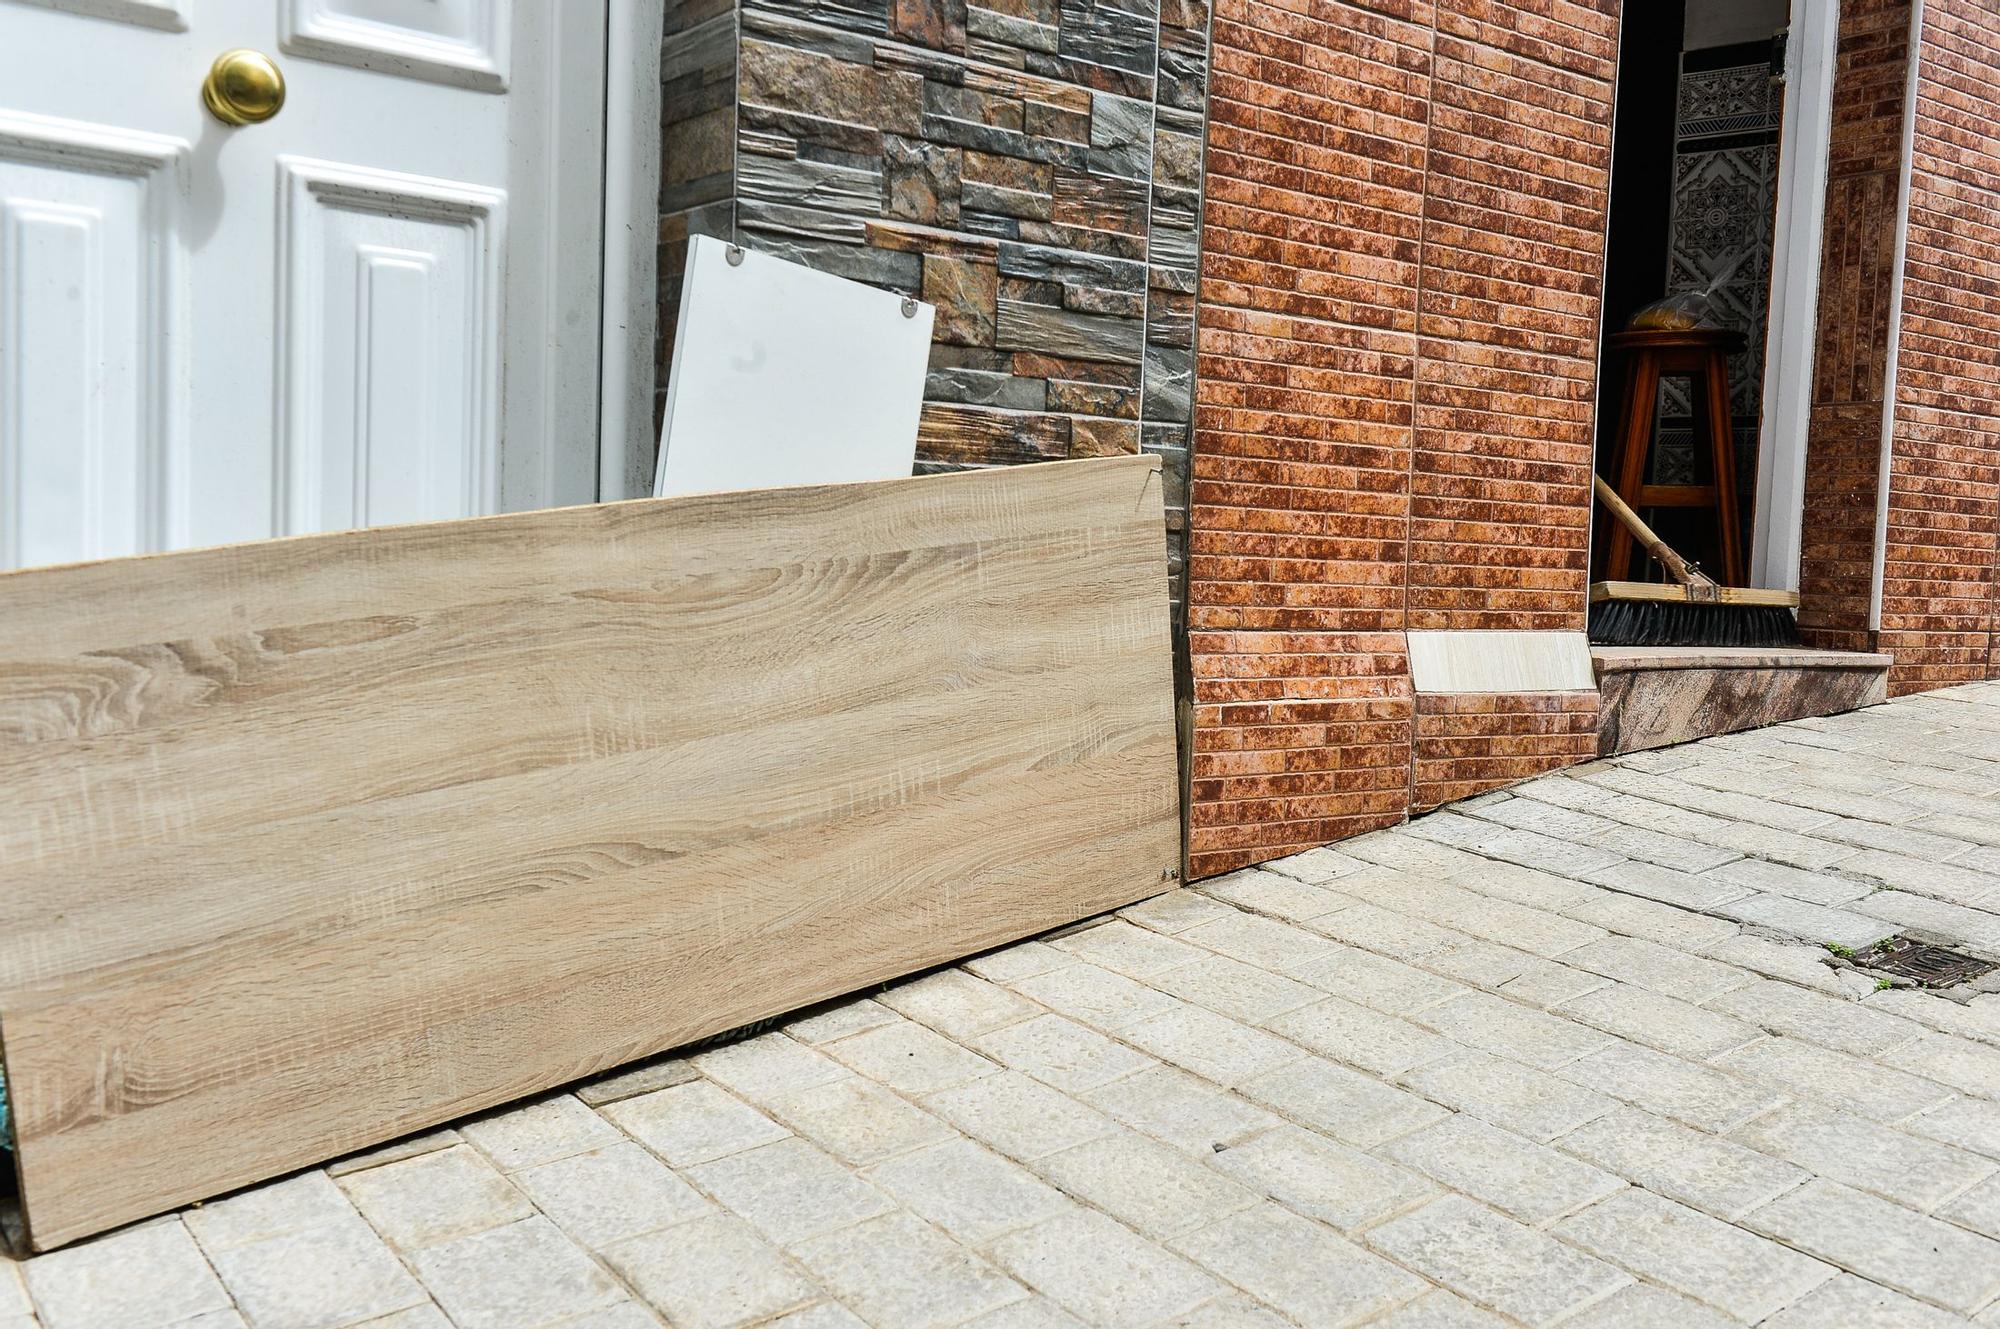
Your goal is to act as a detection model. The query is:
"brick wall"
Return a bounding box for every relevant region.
[1796,0,1912,654]
[1412,691,1599,811]
[1187,0,1615,876]
[1402,3,1612,819]
[1410,5,1609,636]
[1797,0,2000,692]
[1876,0,2000,692]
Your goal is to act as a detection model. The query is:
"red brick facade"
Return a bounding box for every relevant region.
[1186,0,2000,876]
[1186,0,1616,876]
[1797,0,2000,692]
[1412,691,1600,812]
[1796,0,1912,656]
[1876,0,2000,691]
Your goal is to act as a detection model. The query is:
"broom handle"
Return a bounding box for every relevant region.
[1593,475,1703,587]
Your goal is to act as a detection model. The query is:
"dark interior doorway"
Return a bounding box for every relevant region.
[1595,0,1792,586]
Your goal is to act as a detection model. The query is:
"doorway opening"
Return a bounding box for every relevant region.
[1593,0,1836,594]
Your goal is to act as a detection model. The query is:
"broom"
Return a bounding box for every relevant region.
[1590,475,1801,648]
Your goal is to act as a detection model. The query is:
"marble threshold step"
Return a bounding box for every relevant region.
[1593,645,1891,756]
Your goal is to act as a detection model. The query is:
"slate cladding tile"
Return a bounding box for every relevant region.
[657,0,1208,608]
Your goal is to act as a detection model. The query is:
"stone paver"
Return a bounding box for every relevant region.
[406,1216,621,1329]
[603,1213,816,1328]
[1083,1063,1281,1154]
[863,1139,1069,1244]
[1366,1195,1630,1326]
[1744,1179,2000,1315]
[1761,1274,1977,1328]
[972,1014,1153,1094]
[1034,1131,1257,1240]
[510,1140,712,1248]
[1553,1039,1787,1133]
[1235,1056,1445,1148]
[1715,1034,1958,1124]
[599,1079,790,1166]
[685,1137,895,1245]
[1553,1188,1837,1323]
[1553,982,1759,1060]
[22,1221,231,1329]
[1942,1173,2000,1237]
[922,1070,1116,1162]
[793,1212,1025,1329]
[177,1174,356,1256]
[8,682,2000,1327]
[1209,1124,1432,1232]
[1377,1113,1624,1226]
[1172,1204,1426,1327]
[762,1074,959,1166]
[1400,1049,1619,1143]
[1559,1283,1735,1329]
[212,1211,429,1326]
[457,1093,623,1171]
[338,1145,533,1250]
[988,1210,1220,1329]
[1908,1094,2000,1161]
[1730,1099,1997,1213]
[1555,1106,1808,1220]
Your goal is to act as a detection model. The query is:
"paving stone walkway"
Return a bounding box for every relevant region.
[6,682,2000,1328]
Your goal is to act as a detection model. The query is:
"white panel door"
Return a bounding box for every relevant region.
[0,0,604,569]
[0,111,183,568]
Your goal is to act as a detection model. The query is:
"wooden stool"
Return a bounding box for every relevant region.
[1601,327,1747,587]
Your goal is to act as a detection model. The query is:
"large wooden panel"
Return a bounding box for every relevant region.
[0,455,1178,1248]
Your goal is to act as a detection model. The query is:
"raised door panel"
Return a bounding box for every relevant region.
[0,112,183,571]
[9,0,189,31]
[282,0,511,89]
[276,157,504,534]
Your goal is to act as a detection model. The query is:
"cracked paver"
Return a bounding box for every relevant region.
[5,681,2000,1326]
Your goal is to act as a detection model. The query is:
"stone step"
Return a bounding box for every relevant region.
[1594,647,1892,756]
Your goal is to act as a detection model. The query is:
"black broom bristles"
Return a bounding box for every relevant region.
[1589,597,1803,649]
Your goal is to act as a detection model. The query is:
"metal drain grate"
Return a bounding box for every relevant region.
[1862,937,1999,988]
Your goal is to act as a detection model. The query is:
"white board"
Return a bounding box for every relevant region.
[1405,631,1596,694]
[655,236,934,498]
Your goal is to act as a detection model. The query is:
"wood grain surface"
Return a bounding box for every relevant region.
[0,455,1178,1248]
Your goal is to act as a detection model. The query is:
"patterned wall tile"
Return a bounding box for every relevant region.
[1658,52,1781,540]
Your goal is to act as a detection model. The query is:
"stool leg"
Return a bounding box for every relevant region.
[1596,353,1638,575]
[1703,348,1744,585]
[1605,352,1660,582]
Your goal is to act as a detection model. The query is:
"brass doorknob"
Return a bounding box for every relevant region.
[202,50,286,126]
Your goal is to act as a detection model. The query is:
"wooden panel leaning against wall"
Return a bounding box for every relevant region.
[0,454,1180,1249]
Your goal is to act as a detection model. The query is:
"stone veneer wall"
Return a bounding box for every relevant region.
[659,0,740,394]
[1184,0,1617,876]
[656,0,1215,611]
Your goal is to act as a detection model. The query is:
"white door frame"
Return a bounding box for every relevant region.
[1751,0,1841,590]
[517,0,663,507]
[1869,0,1923,631]
[507,0,606,513]
[599,0,664,501]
